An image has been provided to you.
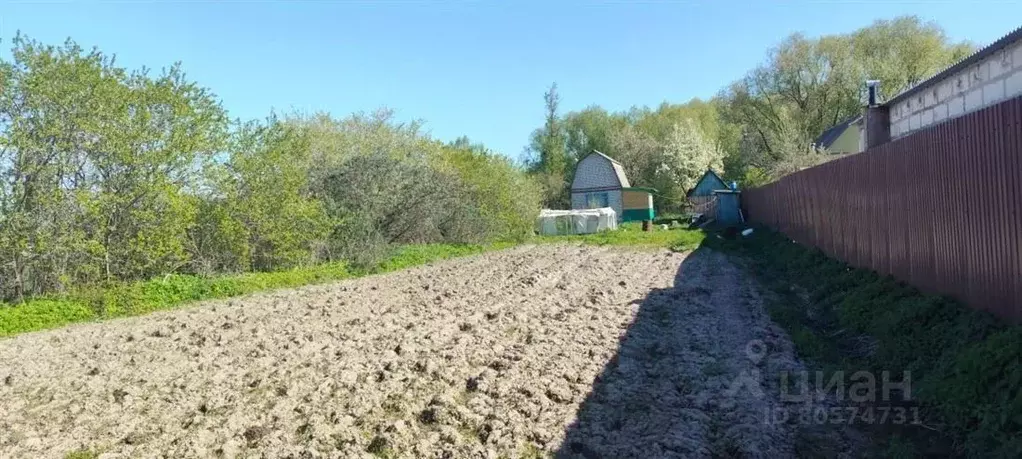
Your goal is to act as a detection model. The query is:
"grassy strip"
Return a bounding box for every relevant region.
[538,222,706,252]
[704,228,1022,457]
[0,243,505,338]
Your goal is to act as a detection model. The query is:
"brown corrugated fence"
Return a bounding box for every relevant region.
[742,96,1022,321]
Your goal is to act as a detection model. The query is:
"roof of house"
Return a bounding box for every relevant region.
[885,25,1022,106]
[589,150,621,165]
[583,150,630,188]
[814,115,861,150]
[686,169,728,197]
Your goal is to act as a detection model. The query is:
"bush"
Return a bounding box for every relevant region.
[0,40,543,304]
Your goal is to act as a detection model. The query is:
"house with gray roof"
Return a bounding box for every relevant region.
[813,115,863,154]
[570,151,637,221]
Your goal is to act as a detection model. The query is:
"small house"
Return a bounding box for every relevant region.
[687,169,742,223]
[813,115,864,154]
[687,169,728,207]
[570,150,654,222]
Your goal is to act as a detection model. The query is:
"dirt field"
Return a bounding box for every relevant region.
[0,245,845,458]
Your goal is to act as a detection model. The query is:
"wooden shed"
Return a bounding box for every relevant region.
[687,169,728,201]
[686,169,728,214]
[712,190,743,225]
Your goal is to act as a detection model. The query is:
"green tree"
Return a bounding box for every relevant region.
[528,83,569,208]
[198,118,330,272]
[0,34,226,300]
[439,141,542,242]
[718,16,974,181]
[562,106,630,163]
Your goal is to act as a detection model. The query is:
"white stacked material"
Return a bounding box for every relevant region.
[537,208,617,236]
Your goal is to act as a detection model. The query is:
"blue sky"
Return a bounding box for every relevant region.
[2,1,1020,160]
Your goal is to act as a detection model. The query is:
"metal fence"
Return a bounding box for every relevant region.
[743,96,1022,321]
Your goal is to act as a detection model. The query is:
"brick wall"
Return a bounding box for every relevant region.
[889,37,1022,139]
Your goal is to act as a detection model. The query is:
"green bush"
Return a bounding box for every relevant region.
[0,40,543,305]
[0,299,95,337]
[706,228,1022,456]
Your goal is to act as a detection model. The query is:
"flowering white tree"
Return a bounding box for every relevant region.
[608,118,725,211]
[663,118,726,193]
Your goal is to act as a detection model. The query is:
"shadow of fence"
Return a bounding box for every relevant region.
[553,246,819,458]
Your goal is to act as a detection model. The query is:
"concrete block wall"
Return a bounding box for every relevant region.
[889,37,1022,139]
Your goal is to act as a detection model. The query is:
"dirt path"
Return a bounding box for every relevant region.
[1,245,823,458]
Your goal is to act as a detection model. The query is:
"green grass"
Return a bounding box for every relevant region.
[705,227,1022,457]
[538,222,705,252]
[0,243,506,338]
[64,451,99,459]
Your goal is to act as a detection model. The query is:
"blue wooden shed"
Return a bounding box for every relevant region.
[687,169,728,199]
[713,190,743,225]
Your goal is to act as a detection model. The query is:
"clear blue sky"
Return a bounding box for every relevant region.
[2,1,1019,160]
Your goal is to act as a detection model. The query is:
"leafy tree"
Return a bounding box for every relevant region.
[198,118,330,273]
[718,16,974,182]
[0,34,544,304]
[440,141,542,242]
[527,83,569,208]
[0,34,226,299]
[562,106,630,163]
[609,119,724,211]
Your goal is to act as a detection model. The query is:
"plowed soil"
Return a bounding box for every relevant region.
[0,245,847,458]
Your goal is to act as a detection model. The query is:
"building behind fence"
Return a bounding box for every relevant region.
[743,95,1022,321]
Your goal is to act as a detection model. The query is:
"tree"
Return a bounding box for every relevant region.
[609,119,724,211]
[196,118,330,273]
[0,34,227,300]
[0,34,545,303]
[562,105,629,164]
[718,16,974,182]
[528,83,570,208]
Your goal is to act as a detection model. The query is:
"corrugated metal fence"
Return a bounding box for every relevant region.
[743,96,1022,321]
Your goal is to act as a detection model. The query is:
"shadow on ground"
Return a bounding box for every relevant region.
[552,245,843,459]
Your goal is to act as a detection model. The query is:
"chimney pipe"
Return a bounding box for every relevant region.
[866,80,880,107]
[863,79,889,148]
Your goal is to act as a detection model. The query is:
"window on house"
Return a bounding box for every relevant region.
[586,192,609,209]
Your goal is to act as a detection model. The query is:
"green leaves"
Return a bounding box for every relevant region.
[0,34,227,299]
[0,35,541,305]
[718,15,975,180]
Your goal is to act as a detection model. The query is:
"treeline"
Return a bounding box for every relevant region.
[0,35,541,302]
[526,16,975,210]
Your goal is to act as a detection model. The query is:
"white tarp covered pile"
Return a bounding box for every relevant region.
[537,208,617,236]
